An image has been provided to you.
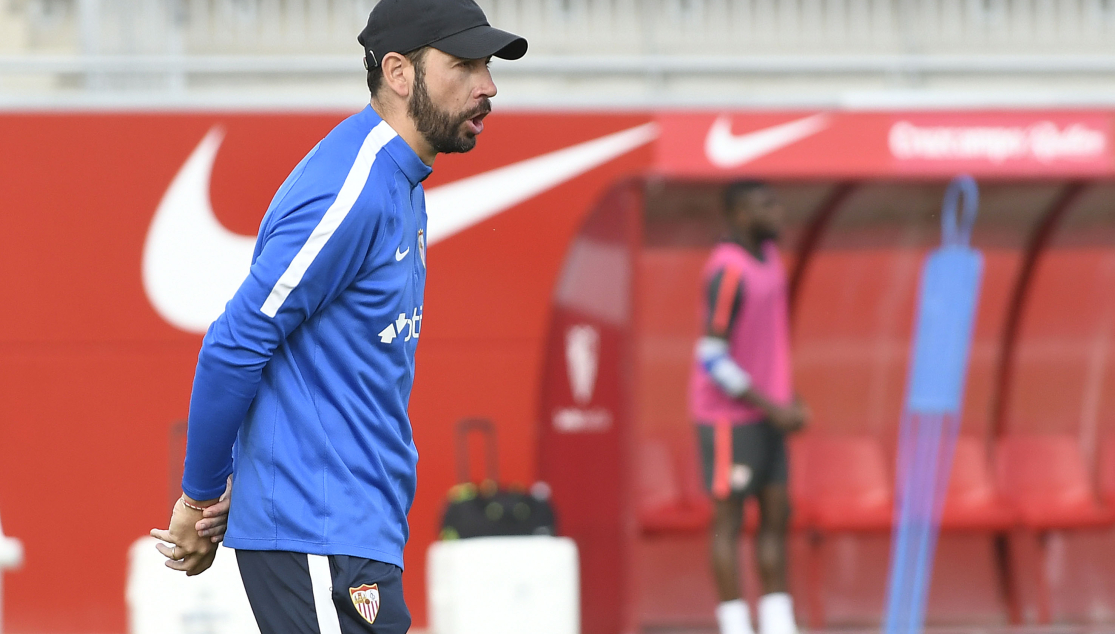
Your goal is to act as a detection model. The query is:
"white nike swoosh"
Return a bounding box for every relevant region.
[142,127,256,334]
[426,123,657,245]
[395,246,410,261]
[704,113,829,168]
[143,122,658,333]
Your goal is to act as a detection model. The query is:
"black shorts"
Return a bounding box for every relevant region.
[696,420,788,499]
[236,550,410,634]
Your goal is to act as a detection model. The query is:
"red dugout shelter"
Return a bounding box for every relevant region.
[539,110,1115,632]
[0,109,1113,632]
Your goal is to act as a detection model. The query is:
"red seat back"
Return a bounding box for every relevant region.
[996,435,1092,507]
[637,437,711,532]
[940,435,1017,529]
[946,435,998,506]
[995,434,1112,528]
[792,434,892,529]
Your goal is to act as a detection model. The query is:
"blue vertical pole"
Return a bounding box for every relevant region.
[884,410,919,634]
[883,176,984,633]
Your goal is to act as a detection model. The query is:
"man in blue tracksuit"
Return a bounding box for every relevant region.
[150,2,526,632]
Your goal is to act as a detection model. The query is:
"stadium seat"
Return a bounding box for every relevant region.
[939,435,1017,531]
[790,434,893,628]
[637,438,711,533]
[995,434,1115,623]
[637,436,810,535]
[995,434,1113,530]
[792,434,893,532]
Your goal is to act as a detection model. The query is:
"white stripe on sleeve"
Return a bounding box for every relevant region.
[260,120,397,318]
[307,554,343,634]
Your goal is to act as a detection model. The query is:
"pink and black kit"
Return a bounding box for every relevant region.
[688,239,793,499]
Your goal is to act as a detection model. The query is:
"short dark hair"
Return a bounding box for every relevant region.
[367,47,430,98]
[723,180,767,213]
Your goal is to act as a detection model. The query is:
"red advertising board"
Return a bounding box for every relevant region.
[655,111,1115,179]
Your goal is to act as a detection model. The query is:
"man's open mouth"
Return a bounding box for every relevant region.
[464,108,490,135]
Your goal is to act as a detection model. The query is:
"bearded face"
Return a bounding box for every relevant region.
[408,58,491,155]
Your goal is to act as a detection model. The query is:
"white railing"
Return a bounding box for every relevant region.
[2,0,1115,106]
[8,0,1114,57]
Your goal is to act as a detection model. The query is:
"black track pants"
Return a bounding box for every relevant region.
[236,550,410,634]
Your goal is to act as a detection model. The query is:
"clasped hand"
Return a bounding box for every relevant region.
[149,475,232,576]
[769,397,811,434]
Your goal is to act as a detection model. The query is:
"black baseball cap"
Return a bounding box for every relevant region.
[358,0,528,69]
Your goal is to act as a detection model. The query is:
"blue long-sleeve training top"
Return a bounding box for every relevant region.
[181,106,431,568]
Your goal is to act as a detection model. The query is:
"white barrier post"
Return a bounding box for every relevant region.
[0,509,25,634]
[127,536,259,634]
[428,536,580,634]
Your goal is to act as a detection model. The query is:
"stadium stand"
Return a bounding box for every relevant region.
[3,0,1115,107]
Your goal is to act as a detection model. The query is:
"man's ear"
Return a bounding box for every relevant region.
[380,52,412,99]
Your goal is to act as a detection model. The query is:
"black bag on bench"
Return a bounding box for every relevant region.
[439,418,556,540]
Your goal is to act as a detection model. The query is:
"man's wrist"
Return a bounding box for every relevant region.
[181,494,219,511]
[738,388,770,411]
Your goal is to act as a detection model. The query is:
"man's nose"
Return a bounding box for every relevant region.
[477,67,497,99]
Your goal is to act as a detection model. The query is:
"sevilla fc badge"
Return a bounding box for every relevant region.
[349,583,381,625]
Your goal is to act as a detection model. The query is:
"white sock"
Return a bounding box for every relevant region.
[716,599,755,634]
[758,593,797,634]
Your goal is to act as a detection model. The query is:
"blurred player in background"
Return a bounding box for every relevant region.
[150,1,526,632]
[689,181,809,634]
